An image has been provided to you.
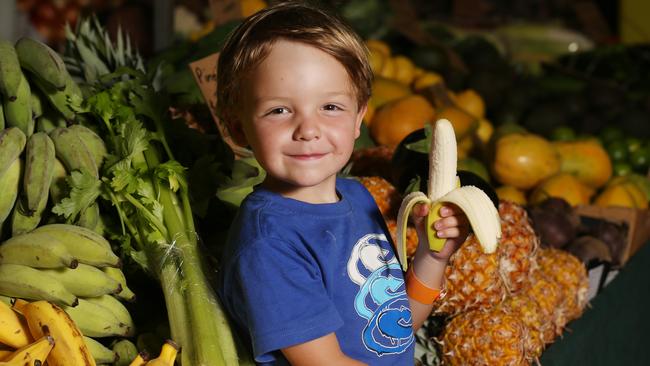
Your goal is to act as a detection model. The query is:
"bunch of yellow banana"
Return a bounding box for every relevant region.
[0,298,144,365]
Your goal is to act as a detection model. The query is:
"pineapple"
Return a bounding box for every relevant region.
[358,176,402,218]
[537,247,589,329]
[440,307,529,366]
[348,146,395,181]
[522,269,563,343]
[500,294,548,361]
[432,202,538,316]
[497,201,538,293]
[433,235,506,316]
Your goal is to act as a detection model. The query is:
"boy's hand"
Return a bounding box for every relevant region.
[411,203,469,261]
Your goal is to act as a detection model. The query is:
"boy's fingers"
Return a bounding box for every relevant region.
[438,204,461,217]
[413,202,429,217]
[433,214,467,231]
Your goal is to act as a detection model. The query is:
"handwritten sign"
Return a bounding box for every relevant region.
[210,0,243,27]
[189,52,253,159]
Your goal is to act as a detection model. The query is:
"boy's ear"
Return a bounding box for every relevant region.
[353,103,368,139]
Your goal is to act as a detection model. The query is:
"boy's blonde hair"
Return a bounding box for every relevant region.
[216,1,373,124]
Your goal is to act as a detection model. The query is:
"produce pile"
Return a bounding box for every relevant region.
[0,17,249,366]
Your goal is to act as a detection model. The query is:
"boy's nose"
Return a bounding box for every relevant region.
[293,115,321,141]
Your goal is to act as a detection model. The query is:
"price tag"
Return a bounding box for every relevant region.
[210,0,243,27]
[189,52,253,159]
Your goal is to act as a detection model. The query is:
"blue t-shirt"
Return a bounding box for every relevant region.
[217,177,415,365]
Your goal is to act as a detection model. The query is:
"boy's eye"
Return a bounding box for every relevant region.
[323,104,343,111]
[268,107,289,115]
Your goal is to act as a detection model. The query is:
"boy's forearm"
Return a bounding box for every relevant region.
[408,244,448,330]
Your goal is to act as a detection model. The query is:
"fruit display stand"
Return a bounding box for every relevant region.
[539,239,650,365]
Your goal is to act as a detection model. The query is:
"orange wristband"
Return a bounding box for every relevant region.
[406,266,442,305]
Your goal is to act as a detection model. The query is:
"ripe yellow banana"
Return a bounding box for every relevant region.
[13,299,96,366]
[0,335,54,366]
[84,336,118,364]
[0,344,13,361]
[395,119,501,271]
[146,340,179,366]
[129,352,150,366]
[0,300,32,348]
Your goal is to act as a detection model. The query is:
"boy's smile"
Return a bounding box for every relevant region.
[237,40,367,204]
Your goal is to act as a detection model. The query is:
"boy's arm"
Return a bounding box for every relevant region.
[407,203,468,330]
[281,333,368,366]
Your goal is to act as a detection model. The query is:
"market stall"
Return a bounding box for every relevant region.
[0,0,649,365]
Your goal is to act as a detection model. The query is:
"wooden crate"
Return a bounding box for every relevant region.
[575,205,650,266]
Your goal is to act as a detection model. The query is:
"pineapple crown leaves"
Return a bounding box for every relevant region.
[65,15,145,83]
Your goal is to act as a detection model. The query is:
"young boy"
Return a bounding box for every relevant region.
[215,2,469,365]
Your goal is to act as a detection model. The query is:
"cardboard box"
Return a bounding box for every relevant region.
[575,205,650,267]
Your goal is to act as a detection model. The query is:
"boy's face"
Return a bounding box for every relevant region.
[235,40,366,203]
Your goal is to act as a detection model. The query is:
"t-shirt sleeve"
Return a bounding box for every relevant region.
[231,237,344,362]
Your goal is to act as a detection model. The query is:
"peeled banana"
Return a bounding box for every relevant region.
[0,335,54,366]
[395,119,502,270]
[0,300,32,349]
[13,299,96,366]
[0,264,78,306]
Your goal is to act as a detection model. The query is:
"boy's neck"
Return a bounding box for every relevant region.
[262,176,340,204]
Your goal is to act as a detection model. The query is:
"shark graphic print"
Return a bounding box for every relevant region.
[347,233,414,356]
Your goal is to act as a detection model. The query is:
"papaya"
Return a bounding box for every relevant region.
[529,172,591,207]
[553,139,612,189]
[594,180,648,209]
[369,94,435,148]
[495,185,527,205]
[370,77,412,108]
[491,132,560,190]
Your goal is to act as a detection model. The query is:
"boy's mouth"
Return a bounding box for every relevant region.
[289,153,327,160]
